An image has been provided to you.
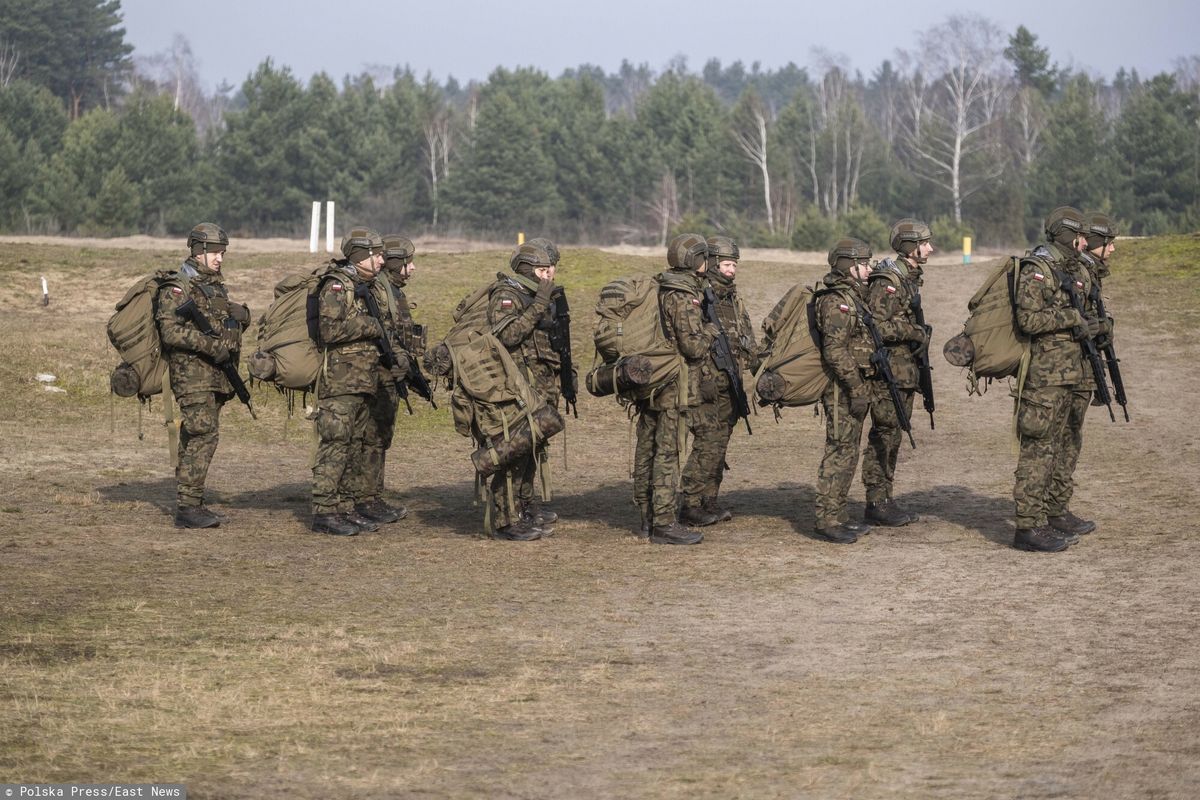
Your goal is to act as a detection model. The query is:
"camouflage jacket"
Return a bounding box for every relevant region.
[814,272,874,395]
[701,275,759,391]
[379,271,426,360]
[488,273,562,396]
[647,269,716,410]
[865,258,925,389]
[155,259,248,397]
[1016,243,1088,388]
[316,261,390,398]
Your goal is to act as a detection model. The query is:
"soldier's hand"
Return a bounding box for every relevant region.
[534,277,555,305]
[210,343,232,365]
[229,303,250,326]
[910,325,930,357]
[389,352,412,382]
[848,386,870,419]
[1085,316,1104,339]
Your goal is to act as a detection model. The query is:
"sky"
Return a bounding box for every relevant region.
[118,0,1197,92]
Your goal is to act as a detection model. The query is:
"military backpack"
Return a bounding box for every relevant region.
[943,256,1031,392]
[107,270,191,399]
[753,282,839,407]
[587,273,684,401]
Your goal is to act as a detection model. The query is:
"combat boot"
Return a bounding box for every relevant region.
[865,500,919,527]
[649,522,703,545]
[701,497,733,523]
[311,513,359,536]
[344,510,380,532]
[841,520,872,536]
[679,504,719,527]
[355,499,405,524]
[637,508,651,539]
[1013,526,1070,553]
[175,505,220,529]
[813,523,858,544]
[525,503,558,525]
[199,505,228,522]
[1048,511,1095,536]
[493,520,543,541]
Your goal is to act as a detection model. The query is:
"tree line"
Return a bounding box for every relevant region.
[1,0,1198,247]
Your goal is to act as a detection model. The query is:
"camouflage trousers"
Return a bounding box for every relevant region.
[1013,385,1074,528]
[862,382,915,505]
[489,450,537,530]
[176,391,225,507]
[357,380,399,503]
[815,385,866,529]
[632,405,691,527]
[312,392,371,513]
[1047,389,1091,517]
[680,389,734,505]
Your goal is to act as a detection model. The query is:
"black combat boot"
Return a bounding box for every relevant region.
[1013,526,1070,552]
[813,523,858,544]
[199,505,228,522]
[865,500,919,527]
[841,520,872,536]
[355,499,405,524]
[494,520,543,541]
[679,504,720,527]
[311,513,360,536]
[525,503,558,525]
[344,510,380,532]
[701,496,733,523]
[649,522,703,545]
[637,508,651,539]
[1048,511,1095,536]
[175,505,220,529]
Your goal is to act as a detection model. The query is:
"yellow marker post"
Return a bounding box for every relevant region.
[963,236,972,264]
[517,232,525,245]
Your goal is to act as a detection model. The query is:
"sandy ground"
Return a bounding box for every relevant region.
[0,243,1197,799]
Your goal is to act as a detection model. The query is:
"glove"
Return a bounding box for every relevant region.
[229,303,250,326]
[389,351,412,381]
[1085,316,1103,338]
[910,325,930,358]
[534,277,555,306]
[210,343,232,365]
[848,386,870,419]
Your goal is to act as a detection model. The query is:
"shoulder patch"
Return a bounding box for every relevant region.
[170,286,183,295]
[838,303,851,314]
[692,298,701,306]
[330,282,344,292]
[1075,280,1084,289]
[884,285,897,294]
[500,298,514,309]
[1032,273,1045,282]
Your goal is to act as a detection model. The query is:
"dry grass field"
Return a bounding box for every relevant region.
[1,235,1198,798]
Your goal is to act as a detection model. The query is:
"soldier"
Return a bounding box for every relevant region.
[812,238,877,544]
[485,240,566,540]
[631,233,718,545]
[155,223,251,529]
[311,227,406,536]
[1044,212,1118,539]
[348,234,422,526]
[1011,206,1094,552]
[679,235,757,526]
[860,220,934,527]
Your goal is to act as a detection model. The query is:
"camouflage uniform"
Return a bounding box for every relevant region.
[155,257,248,511]
[862,258,924,505]
[487,271,560,528]
[813,272,875,530]
[632,268,715,529]
[311,261,391,515]
[1013,241,1089,531]
[680,268,757,512]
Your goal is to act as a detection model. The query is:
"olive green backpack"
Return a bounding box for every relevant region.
[945,256,1031,393]
[753,282,840,407]
[107,269,190,399]
[589,273,684,401]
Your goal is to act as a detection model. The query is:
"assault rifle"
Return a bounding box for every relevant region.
[701,285,753,435]
[540,287,578,418]
[175,297,257,419]
[355,283,437,414]
[1057,271,1114,422]
[1089,283,1129,422]
[910,291,935,430]
[859,304,915,449]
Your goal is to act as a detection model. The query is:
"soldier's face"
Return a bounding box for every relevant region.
[356,252,383,279]
[718,259,737,279]
[850,260,872,283]
[917,241,934,260]
[534,265,554,282]
[1093,240,1115,259]
[197,250,223,273]
[401,260,416,279]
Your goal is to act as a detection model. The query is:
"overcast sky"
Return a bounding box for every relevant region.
[119,0,1196,92]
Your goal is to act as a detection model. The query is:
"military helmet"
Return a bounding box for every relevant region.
[1083,212,1118,250]
[827,237,873,271]
[667,233,709,271]
[943,332,976,368]
[1044,206,1085,246]
[509,241,553,273]
[382,235,415,263]
[706,235,740,263]
[340,227,384,263]
[187,222,228,255]
[526,237,560,266]
[889,218,932,256]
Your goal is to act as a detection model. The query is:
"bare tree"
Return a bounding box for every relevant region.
[1010,86,1047,168]
[646,171,679,247]
[0,38,19,88]
[419,86,456,229]
[731,89,774,233]
[897,14,1011,222]
[808,57,869,216]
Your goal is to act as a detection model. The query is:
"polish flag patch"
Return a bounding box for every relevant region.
[330,282,344,292]
[885,285,897,294]
[1075,280,1084,289]
[838,303,851,313]
[170,286,183,295]
[692,298,701,306]
[500,299,513,308]
[1032,272,1045,282]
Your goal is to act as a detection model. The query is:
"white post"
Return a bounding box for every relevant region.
[325,201,335,253]
[41,276,49,306]
[309,201,320,253]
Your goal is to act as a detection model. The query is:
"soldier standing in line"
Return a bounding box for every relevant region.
[486,240,564,540]
[630,233,718,545]
[860,220,934,527]
[311,227,405,536]
[1011,206,1094,552]
[679,235,757,526]
[1043,212,1119,540]
[155,223,251,529]
[812,238,877,544]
